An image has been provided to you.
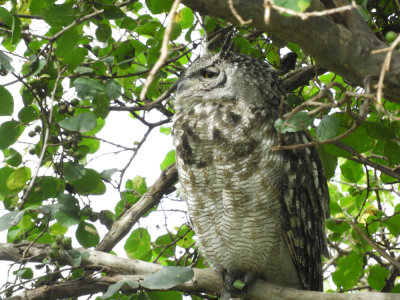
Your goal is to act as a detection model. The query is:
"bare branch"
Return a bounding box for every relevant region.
[140,0,181,101]
[96,164,178,253]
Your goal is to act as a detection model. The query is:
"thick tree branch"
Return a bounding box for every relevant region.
[182,0,400,103]
[96,164,178,253]
[1,242,397,300]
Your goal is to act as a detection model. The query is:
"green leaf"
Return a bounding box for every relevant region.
[384,206,400,235]
[363,121,393,140]
[326,219,350,233]
[0,51,14,74]
[64,162,86,181]
[18,106,39,123]
[274,0,311,12]
[368,265,389,291]
[130,175,147,195]
[332,251,364,290]
[317,145,337,180]
[142,266,194,289]
[170,22,182,41]
[179,7,194,29]
[3,148,22,167]
[341,127,374,154]
[105,80,122,100]
[0,7,13,28]
[0,86,13,116]
[93,93,110,119]
[43,3,76,27]
[65,249,85,266]
[96,23,112,43]
[55,26,80,57]
[104,7,126,20]
[146,0,173,14]
[101,280,139,299]
[11,15,21,45]
[160,127,171,135]
[73,77,105,99]
[316,115,340,141]
[0,166,14,197]
[384,140,400,166]
[0,120,23,150]
[135,19,160,37]
[58,112,97,133]
[340,159,363,183]
[124,228,151,260]
[0,211,24,231]
[50,222,67,236]
[14,268,33,279]
[6,167,31,191]
[30,0,56,15]
[101,168,118,182]
[76,221,100,247]
[55,194,80,227]
[274,111,313,133]
[69,168,106,195]
[160,150,175,170]
[153,234,174,258]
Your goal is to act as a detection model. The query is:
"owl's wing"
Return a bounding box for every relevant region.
[281,131,330,291]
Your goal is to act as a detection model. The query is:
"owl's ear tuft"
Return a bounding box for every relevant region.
[218,30,235,59]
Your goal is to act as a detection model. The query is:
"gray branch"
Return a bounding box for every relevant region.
[182,0,400,103]
[0,243,397,300]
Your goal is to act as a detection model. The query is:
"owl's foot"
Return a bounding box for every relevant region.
[222,273,247,300]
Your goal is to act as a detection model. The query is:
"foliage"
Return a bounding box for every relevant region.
[0,0,399,299]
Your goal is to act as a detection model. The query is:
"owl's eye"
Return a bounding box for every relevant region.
[201,69,218,79]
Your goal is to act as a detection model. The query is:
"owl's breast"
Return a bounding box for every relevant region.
[173,102,287,278]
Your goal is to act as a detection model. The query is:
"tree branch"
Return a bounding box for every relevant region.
[1,242,397,300]
[95,164,178,252]
[181,0,400,103]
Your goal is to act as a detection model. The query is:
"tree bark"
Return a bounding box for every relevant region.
[1,243,398,300]
[182,0,400,103]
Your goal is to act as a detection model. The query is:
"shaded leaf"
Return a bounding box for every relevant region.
[0,121,23,150]
[43,3,75,27]
[125,228,151,260]
[18,106,39,123]
[0,86,13,116]
[58,112,97,133]
[332,251,364,290]
[274,111,313,133]
[14,268,33,279]
[69,168,106,195]
[142,266,194,289]
[73,77,104,99]
[0,211,24,231]
[6,167,31,191]
[368,265,389,291]
[340,159,363,183]
[76,221,100,247]
[55,194,80,227]
[316,115,340,141]
[101,280,139,299]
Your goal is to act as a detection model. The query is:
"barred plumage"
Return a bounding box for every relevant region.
[172,48,329,297]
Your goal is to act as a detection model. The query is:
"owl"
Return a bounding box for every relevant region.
[171,43,330,298]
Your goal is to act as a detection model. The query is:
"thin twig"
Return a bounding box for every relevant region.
[265,1,357,21]
[18,65,68,210]
[371,34,400,111]
[347,220,400,272]
[140,0,181,101]
[228,0,252,24]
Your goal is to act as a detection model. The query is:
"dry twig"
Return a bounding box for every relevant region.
[140,0,181,101]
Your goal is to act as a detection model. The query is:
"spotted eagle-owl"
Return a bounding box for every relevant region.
[172,43,330,298]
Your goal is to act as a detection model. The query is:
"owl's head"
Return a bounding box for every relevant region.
[173,48,285,113]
